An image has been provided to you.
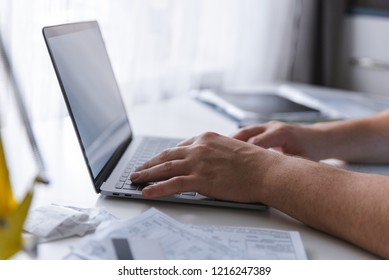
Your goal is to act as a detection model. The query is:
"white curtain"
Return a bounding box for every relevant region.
[0,0,299,121]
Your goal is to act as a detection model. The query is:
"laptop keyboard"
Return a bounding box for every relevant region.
[114,137,197,196]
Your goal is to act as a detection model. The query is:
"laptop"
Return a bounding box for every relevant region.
[42,21,267,210]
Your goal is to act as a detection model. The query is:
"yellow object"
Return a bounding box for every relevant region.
[0,135,34,259]
[0,189,33,259]
[0,136,17,217]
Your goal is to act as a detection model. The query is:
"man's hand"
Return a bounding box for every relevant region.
[130,132,278,203]
[232,121,331,161]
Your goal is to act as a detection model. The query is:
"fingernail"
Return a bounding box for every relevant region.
[130,172,140,180]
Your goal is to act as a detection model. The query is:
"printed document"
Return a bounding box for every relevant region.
[67,208,307,260]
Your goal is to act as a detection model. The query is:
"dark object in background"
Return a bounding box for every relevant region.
[348,0,389,16]
[194,90,332,127]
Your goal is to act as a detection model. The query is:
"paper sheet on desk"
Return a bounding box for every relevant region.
[190,224,307,260]
[67,208,307,260]
[68,207,230,260]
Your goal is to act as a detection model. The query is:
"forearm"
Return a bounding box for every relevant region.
[314,111,389,163]
[259,154,389,258]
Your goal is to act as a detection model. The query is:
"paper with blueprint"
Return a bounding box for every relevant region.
[67,208,307,260]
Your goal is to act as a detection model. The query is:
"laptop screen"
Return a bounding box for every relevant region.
[43,22,132,184]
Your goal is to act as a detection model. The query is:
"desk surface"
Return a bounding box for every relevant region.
[19,93,386,260]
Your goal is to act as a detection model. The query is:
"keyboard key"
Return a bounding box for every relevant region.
[123,184,138,190]
[119,177,127,182]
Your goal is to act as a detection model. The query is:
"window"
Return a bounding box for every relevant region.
[0,0,298,121]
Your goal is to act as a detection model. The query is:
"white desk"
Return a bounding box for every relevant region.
[21,91,388,260]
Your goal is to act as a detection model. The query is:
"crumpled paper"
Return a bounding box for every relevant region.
[23,204,118,242]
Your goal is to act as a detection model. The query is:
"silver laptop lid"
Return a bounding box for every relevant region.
[43,21,132,192]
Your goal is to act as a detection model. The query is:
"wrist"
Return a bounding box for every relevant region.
[255,150,290,203]
[310,122,343,160]
[257,152,324,210]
